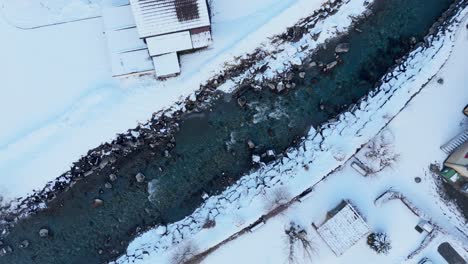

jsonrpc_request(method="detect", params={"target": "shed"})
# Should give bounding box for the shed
[103,0,212,78]
[315,201,370,256]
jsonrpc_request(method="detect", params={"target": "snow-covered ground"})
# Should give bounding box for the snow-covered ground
[199,13,468,264]
[114,5,468,264]
[0,0,332,201]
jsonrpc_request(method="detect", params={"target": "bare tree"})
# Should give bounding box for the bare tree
[362,131,400,174]
[264,186,291,211]
[284,221,316,263]
[170,241,198,264]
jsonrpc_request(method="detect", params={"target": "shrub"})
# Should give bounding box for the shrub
[170,241,198,264]
[367,232,392,255]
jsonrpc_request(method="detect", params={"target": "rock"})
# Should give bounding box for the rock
[39,228,49,238]
[109,174,117,182]
[247,140,255,149]
[325,61,338,71]
[299,72,306,78]
[92,198,104,208]
[266,150,275,157]
[286,83,292,89]
[97,249,104,255]
[0,246,12,256]
[155,225,167,235]
[84,170,94,177]
[276,82,285,92]
[355,28,363,33]
[308,61,317,68]
[335,43,350,53]
[319,104,325,111]
[252,155,261,163]
[0,240,3,246]
[409,36,417,45]
[237,96,247,107]
[135,172,145,183]
[104,182,113,189]
[19,240,29,249]
[267,83,276,90]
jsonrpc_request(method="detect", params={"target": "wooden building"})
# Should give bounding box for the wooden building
[103,0,212,78]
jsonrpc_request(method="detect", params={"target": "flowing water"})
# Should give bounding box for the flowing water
[0,0,457,263]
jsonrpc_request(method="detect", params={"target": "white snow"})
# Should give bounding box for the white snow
[0,0,308,201]
[115,6,468,264]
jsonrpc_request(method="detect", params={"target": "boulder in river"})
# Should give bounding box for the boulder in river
[92,199,104,208]
[252,155,261,163]
[135,172,146,183]
[247,140,255,149]
[39,228,49,238]
[299,72,306,78]
[325,61,338,71]
[104,182,113,189]
[19,240,29,249]
[335,43,350,53]
[109,174,117,182]
[0,245,12,256]
[237,96,247,107]
[276,82,285,92]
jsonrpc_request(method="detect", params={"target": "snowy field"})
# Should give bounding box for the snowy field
[114,6,468,264]
[0,0,328,202]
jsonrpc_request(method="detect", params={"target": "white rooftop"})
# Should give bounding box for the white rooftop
[111,49,154,77]
[129,0,211,38]
[146,31,193,56]
[102,4,137,31]
[106,26,147,53]
[316,202,370,256]
[103,4,154,77]
[152,52,181,78]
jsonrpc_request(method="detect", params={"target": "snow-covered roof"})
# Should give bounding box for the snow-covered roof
[110,49,154,77]
[152,52,181,77]
[191,30,212,49]
[103,4,137,31]
[103,4,154,77]
[106,27,147,53]
[316,202,370,256]
[146,31,193,56]
[129,0,211,38]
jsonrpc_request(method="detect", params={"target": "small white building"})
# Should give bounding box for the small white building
[103,0,212,78]
[314,201,370,256]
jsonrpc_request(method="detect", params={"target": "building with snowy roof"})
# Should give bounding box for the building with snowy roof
[314,200,370,256]
[103,0,212,78]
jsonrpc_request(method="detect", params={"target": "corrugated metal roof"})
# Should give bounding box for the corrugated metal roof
[129,0,210,38]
